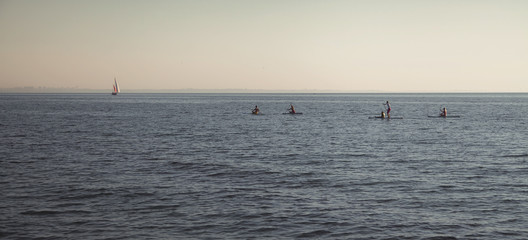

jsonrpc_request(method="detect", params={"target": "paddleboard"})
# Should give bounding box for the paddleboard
[369,116,403,119]
[282,112,303,115]
[427,115,460,118]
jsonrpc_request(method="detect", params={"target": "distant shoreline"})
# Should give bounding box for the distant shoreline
[1,88,526,94]
[0,88,374,94]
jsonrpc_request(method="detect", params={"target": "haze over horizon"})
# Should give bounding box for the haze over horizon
[1,0,527,92]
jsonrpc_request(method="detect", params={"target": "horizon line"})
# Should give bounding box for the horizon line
[1,87,527,94]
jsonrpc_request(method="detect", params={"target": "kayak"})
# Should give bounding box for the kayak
[427,115,460,118]
[252,111,260,115]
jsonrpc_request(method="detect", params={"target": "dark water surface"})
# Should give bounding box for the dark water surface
[1,93,527,239]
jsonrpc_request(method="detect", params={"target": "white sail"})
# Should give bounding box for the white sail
[114,77,120,93]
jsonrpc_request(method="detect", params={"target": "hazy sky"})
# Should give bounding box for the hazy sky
[1,0,527,92]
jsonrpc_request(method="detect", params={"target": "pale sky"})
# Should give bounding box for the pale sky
[1,0,527,92]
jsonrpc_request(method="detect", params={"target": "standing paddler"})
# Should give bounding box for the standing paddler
[384,101,391,118]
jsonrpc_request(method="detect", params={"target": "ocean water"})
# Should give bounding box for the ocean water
[1,93,527,239]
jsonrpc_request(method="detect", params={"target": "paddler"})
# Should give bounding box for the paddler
[289,104,296,114]
[440,107,447,117]
[384,101,391,118]
[252,105,259,114]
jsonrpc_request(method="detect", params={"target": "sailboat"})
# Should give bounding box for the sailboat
[111,77,120,95]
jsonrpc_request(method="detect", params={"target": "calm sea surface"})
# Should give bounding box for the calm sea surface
[1,93,527,239]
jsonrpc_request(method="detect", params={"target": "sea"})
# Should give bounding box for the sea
[1,93,527,240]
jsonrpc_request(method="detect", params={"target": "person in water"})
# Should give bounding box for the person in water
[252,105,259,114]
[384,101,391,117]
[381,111,386,118]
[289,104,296,114]
[440,107,447,117]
